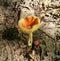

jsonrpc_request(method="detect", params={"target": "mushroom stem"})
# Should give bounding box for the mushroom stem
[28,32,33,46]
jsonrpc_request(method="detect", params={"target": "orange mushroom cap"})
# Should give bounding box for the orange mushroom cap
[18,16,40,34]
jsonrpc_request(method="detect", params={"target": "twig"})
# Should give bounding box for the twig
[38,29,55,40]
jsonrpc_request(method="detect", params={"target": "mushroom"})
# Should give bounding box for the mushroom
[18,16,40,46]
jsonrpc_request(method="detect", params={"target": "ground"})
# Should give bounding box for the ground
[0,0,60,61]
